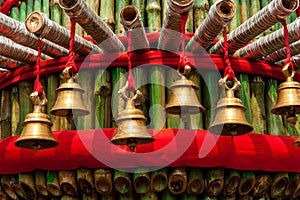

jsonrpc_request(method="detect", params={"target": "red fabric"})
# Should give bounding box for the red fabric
[33,39,43,95]
[223,27,235,80]
[1,128,300,174]
[0,0,18,14]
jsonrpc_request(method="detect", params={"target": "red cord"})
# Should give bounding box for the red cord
[127,30,136,91]
[33,39,43,95]
[65,18,78,73]
[279,19,294,70]
[179,14,190,70]
[297,8,300,17]
[223,27,235,80]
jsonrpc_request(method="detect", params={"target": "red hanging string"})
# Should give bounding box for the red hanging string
[65,18,78,73]
[223,27,235,80]
[33,39,43,95]
[297,8,300,17]
[279,19,294,70]
[127,30,135,91]
[179,13,189,70]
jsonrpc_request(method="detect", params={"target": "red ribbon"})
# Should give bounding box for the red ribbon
[127,30,136,91]
[33,39,43,95]
[65,18,78,73]
[223,27,235,80]
[279,19,294,70]
[179,13,190,69]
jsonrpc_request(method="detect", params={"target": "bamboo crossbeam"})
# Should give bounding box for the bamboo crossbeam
[186,0,235,51]
[265,40,300,63]
[25,11,101,55]
[292,54,300,70]
[120,5,149,52]
[59,0,125,52]
[210,0,298,54]
[238,18,300,60]
[158,0,194,51]
[0,55,24,69]
[0,12,68,58]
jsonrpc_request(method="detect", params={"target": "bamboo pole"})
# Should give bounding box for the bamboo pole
[114,170,132,195]
[223,170,240,196]
[27,0,34,15]
[238,171,256,196]
[1,89,11,139]
[185,9,194,33]
[10,6,19,20]
[193,0,208,29]
[132,0,146,25]
[82,190,99,199]
[288,173,300,199]
[140,190,158,200]
[10,175,27,199]
[19,172,37,199]
[59,170,77,197]
[161,189,177,200]
[42,0,50,16]
[18,81,33,134]
[34,0,42,11]
[168,167,187,195]
[133,171,150,194]
[115,0,130,35]
[20,1,26,22]
[252,174,272,198]
[94,169,113,195]
[35,170,48,197]
[101,192,115,200]
[119,191,136,200]
[77,168,94,196]
[100,0,115,31]
[228,0,240,32]
[205,168,224,197]
[146,0,161,32]
[1,175,18,199]
[269,172,289,199]
[167,70,181,129]
[47,170,61,197]
[187,168,204,195]
[181,192,197,199]
[201,194,218,200]
[150,168,168,192]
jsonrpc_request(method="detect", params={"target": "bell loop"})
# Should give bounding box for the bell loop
[281,63,295,79]
[61,66,78,82]
[30,90,47,113]
[118,81,145,107]
[219,76,241,98]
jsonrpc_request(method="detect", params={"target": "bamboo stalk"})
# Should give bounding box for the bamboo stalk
[223,170,240,196]
[0,191,8,199]
[35,170,48,197]
[27,0,34,15]
[167,70,181,128]
[185,9,194,33]
[115,0,130,35]
[236,74,252,124]
[10,6,20,20]
[238,171,256,196]
[42,0,50,16]
[94,169,113,195]
[132,0,146,25]
[94,69,111,128]
[205,168,224,197]
[10,175,27,199]
[253,174,272,198]
[100,0,115,31]
[34,0,42,11]
[133,171,150,194]
[101,192,115,200]
[146,0,161,32]
[1,175,18,199]
[19,172,37,199]
[269,172,289,199]
[265,79,284,135]
[20,1,27,22]
[47,170,62,197]
[201,194,218,200]
[18,81,33,134]
[187,168,204,195]
[150,168,168,192]
[59,170,77,197]
[288,173,300,199]
[193,0,208,29]
[168,167,187,195]
[77,168,94,196]
[119,191,136,200]
[1,89,11,139]
[61,195,79,199]
[11,87,20,136]
[114,170,131,195]
[181,192,197,199]
[82,190,99,199]
[161,189,177,200]
[140,190,158,200]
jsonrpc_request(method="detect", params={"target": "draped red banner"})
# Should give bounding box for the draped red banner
[0,128,299,174]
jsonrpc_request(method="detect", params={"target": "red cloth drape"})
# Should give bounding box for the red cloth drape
[1,128,299,174]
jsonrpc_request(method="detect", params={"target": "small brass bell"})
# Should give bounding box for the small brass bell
[50,67,89,117]
[15,91,58,150]
[208,77,253,136]
[111,90,154,152]
[166,67,205,115]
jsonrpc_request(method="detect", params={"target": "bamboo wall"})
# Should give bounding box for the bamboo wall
[0,0,299,199]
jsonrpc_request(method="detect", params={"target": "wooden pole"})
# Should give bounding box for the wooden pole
[47,170,61,197]
[150,168,168,192]
[94,169,113,195]
[77,168,94,196]
[59,170,77,197]
[19,172,37,199]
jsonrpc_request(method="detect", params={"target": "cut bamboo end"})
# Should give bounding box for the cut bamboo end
[0,175,18,200]
[151,169,168,192]
[282,0,298,10]
[25,12,44,35]
[223,175,240,196]
[19,173,37,199]
[94,169,113,195]
[238,177,256,196]
[59,170,77,197]
[114,171,132,195]
[133,172,150,194]
[187,178,204,195]
[35,170,48,197]
[216,0,236,19]
[168,168,187,195]
[77,168,94,196]
[47,171,61,197]
[252,174,271,197]
[206,179,224,196]
[120,5,139,27]
[270,172,289,198]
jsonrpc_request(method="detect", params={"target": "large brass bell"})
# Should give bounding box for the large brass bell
[208,77,253,136]
[111,89,154,152]
[50,67,89,117]
[15,91,58,150]
[166,67,205,115]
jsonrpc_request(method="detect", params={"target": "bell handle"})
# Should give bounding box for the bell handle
[30,90,47,113]
[61,66,78,82]
[219,76,241,98]
[118,81,145,107]
[176,65,192,79]
[282,63,295,80]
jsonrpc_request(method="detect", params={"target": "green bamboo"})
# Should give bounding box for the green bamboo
[161,190,177,200]
[181,192,197,200]
[18,81,33,134]
[77,168,94,196]
[1,89,11,139]
[260,0,269,8]
[47,171,61,197]
[228,0,240,32]
[100,0,115,31]
[61,195,79,199]
[168,167,187,195]
[59,170,77,197]
[238,171,256,196]
[34,0,42,11]
[19,1,27,22]
[42,0,50,17]
[269,173,289,199]
[94,69,112,128]
[94,169,113,195]
[87,0,98,14]
[250,0,260,16]
[19,172,37,199]
[115,0,130,35]
[223,170,240,196]
[146,0,161,32]
[205,168,224,197]
[11,87,20,136]
[187,168,204,195]
[150,168,168,192]
[253,174,271,198]
[133,171,150,194]
[10,6,20,20]
[240,0,250,23]
[236,74,252,124]
[119,191,136,200]
[250,77,267,134]
[186,9,194,33]
[76,70,94,130]
[265,79,284,135]
[61,11,71,29]
[50,0,61,25]
[27,0,34,15]
[167,70,181,129]
[35,170,48,197]
[132,0,146,25]
[239,195,254,200]
[140,190,158,200]
[114,170,132,195]
[193,0,208,29]
[161,0,167,25]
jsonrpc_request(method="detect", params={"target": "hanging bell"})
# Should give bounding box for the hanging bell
[166,69,205,115]
[208,77,253,136]
[50,67,89,117]
[111,90,154,152]
[15,91,58,150]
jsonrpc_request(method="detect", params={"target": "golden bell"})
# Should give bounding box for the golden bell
[50,70,89,117]
[111,95,154,152]
[166,75,205,115]
[15,91,58,150]
[208,77,253,136]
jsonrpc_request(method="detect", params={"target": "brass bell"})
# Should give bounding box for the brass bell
[111,90,154,152]
[50,67,89,117]
[208,77,253,136]
[166,70,205,115]
[15,91,58,150]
